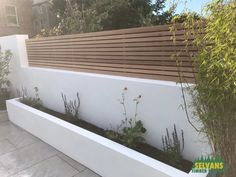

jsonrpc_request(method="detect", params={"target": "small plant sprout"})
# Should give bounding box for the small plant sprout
[34,87,40,100]
[162,124,184,166]
[18,87,43,110]
[61,92,80,119]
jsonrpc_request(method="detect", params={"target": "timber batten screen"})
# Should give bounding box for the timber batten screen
[26,24,196,82]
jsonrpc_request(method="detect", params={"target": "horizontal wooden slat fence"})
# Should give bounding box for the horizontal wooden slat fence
[26,24,196,82]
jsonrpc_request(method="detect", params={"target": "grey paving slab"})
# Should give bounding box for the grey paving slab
[57,153,86,172]
[73,162,88,173]
[0,122,22,141]
[8,130,39,149]
[12,156,79,177]
[0,111,8,123]
[0,141,58,175]
[0,163,9,177]
[0,112,102,177]
[0,139,16,156]
[74,169,101,177]
[0,121,39,148]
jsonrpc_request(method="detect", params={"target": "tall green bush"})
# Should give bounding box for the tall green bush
[194,1,236,176]
[0,50,12,110]
[38,0,174,36]
[173,1,236,176]
[0,50,12,90]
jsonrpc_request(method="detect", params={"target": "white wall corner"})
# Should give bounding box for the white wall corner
[0,34,29,96]
[15,35,29,67]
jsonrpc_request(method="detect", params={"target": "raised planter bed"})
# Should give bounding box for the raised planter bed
[7,98,208,177]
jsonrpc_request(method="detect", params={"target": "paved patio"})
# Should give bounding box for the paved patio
[0,111,101,177]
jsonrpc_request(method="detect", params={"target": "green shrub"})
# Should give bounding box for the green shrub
[0,50,12,110]
[0,50,12,89]
[0,50,12,90]
[121,119,146,148]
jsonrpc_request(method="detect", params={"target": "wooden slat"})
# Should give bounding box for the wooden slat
[26,41,191,48]
[26,24,196,82]
[29,63,195,83]
[28,57,193,67]
[27,23,185,42]
[29,61,194,77]
[26,35,194,46]
[27,54,192,61]
[27,51,194,57]
[27,31,188,46]
[26,36,193,46]
[26,46,196,52]
[29,60,195,72]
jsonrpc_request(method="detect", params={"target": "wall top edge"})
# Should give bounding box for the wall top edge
[24,66,194,88]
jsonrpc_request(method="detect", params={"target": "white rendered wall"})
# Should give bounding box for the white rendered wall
[0,35,211,161]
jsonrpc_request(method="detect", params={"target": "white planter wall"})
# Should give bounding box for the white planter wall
[7,99,208,177]
[0,35,211,162]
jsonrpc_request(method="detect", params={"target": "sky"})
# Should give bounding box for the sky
[163,0,212,14]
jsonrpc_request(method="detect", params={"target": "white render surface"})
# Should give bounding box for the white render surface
[7,99,208,177]
[0,110,100,177]
[0,35,211,162]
